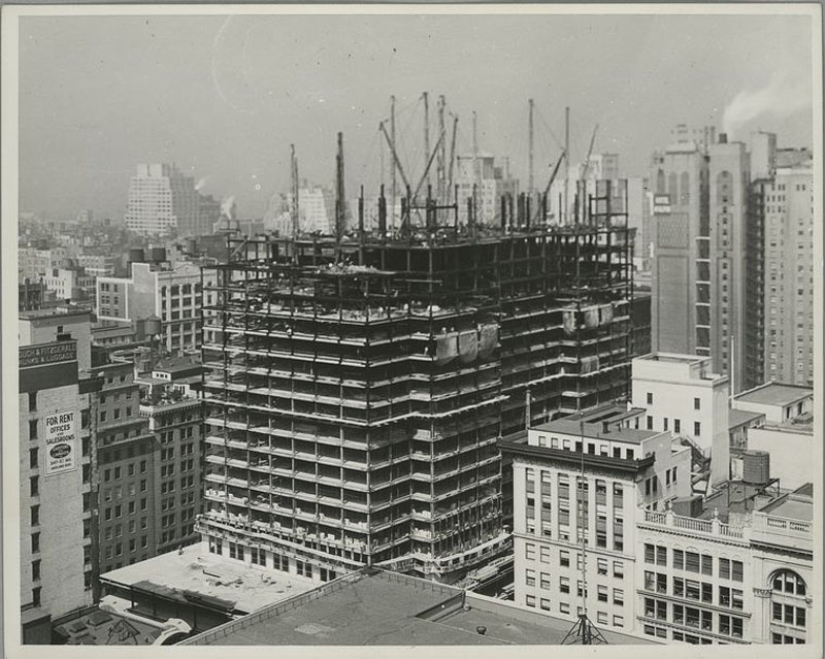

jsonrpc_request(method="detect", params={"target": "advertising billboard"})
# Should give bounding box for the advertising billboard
[44,411,77,475]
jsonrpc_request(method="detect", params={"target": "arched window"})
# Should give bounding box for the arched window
[717,171,733,205]
[772,570,806,596]
[680,172,690,204]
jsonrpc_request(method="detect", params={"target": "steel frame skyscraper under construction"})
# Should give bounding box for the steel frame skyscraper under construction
[197,180,634,583]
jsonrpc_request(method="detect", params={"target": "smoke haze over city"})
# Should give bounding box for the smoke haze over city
[19,11,813,222]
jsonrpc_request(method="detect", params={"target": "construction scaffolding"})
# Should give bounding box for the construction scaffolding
[197,183,633,582]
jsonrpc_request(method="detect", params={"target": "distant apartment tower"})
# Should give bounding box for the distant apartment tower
[18,308,98,629]
[96,250,215,355]
[93,361,156,580]
[759,158,813,386]
[650,131,754,394]
[138,359,205,553]
[43,267,96,303]
[263,186,335,235]
[125,164,208,237]
[502,405,692,634]
[77,253,118,278]
[455,154,518,225]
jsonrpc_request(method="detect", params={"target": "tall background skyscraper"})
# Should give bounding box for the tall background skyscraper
[125,164,214,237]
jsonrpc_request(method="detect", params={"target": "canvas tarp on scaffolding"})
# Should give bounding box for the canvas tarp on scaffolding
[562,310,577,336]
[599,303,614,324]
[436,332,459,365]
[478,324,499,360]
[583,306,600,328]
[580,356,600,374]
[459,331,478,363]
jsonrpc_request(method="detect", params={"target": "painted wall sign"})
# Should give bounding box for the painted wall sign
[19,341,76,368]
[44,411,77,475]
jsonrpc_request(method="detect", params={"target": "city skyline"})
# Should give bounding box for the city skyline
[18,10,814,222]
[4,4,821,651]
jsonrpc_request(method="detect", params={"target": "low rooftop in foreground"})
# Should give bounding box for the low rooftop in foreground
[182,568,657,646]
[734,382,813,407]
[100,544,317,615]
[728,408,765,430]
[53,607,171,646]
[760,483,814,522]
[534,404,659,444]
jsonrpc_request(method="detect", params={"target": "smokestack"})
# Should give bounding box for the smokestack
[358,186,364,234]
[426,184,435,230]
[500,195,506,231]
[525,195,531,230]
[378,185,387,234]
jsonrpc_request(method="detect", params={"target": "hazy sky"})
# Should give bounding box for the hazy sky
[18,10,814,221]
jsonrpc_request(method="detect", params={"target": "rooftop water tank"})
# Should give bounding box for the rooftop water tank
[742,450,770,486]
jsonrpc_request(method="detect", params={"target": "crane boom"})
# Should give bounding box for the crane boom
[534,150,566,222]
[380,121,411,191]
[413,130,446,201]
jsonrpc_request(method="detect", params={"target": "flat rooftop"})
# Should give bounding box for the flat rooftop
[19,306,90,320]
[760,484,814,522]
[183,569,655,646]
[54,608,163,646]
[734,383,812,407]
[635,352,704,365]
[100,544,317,615]
[534,405,659,444]
[728,408,765,429]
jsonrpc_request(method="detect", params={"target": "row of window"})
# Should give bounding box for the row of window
[644,598,745,637]
[644,544,743,581]
[525,595,625,626]
[525,543,626,578]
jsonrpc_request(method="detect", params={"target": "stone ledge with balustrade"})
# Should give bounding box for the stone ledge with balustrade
[640,508,812,551]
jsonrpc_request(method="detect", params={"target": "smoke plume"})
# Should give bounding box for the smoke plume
[722,72,811,139]
[195,177,208,192]
[221,196,236,220]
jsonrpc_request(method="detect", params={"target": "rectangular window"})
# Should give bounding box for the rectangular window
[732,560,743,582]
[694,398,700,410]
[644,544,655,564]
[559,577,570,594]
[526,594,536,608]
[525,543,535,560]
[674,419,681,434]
[597,586,608,602]
[685,551,700,573]
[719,558,730,580]
[525,569,536,587]
[560,550,570,567]
[613,561,624,578]
[694,422,701,437]
[656,546,667,565]
[540,598,551,611]
[540,546,551,564]
[540,572,551,590]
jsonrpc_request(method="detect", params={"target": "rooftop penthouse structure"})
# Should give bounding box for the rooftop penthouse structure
[197,183,636,582]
